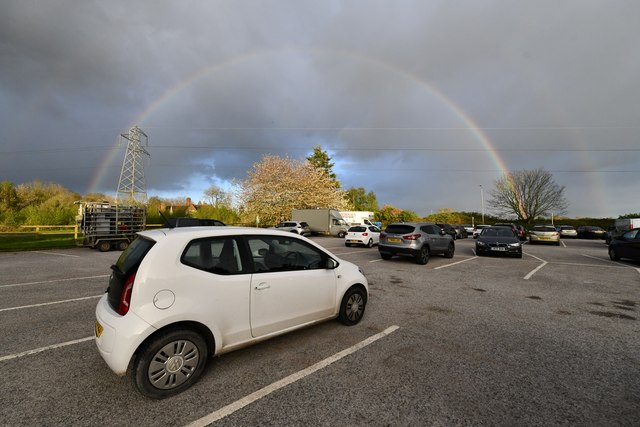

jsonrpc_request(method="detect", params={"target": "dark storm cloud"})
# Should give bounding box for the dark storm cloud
[1,0,639,217]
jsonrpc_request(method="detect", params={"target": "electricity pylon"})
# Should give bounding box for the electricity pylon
[116,126,150,204]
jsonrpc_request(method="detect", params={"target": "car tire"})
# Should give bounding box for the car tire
[367,239,373,248]
[415,246,429,265]
[338,231,346,238]
[118,241,129,251]
[608,246,620,261]
[97,241,111,252]
[338,286,367,326]
[444,242,455,258]
[380,253,392,260]
[345,243,351,247]
[516,252,523,258]
[133,328,208,399]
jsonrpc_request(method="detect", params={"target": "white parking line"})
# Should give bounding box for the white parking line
[333,250,371,256]
[581,254,640,275]
[0,275,109,289]
[434,256,477,269]
[0,336,94,363]
[551,261,627,269]
[0,295,102,313]
[185,325,400,427]
[32,251,80,258]
[523,253,547,280]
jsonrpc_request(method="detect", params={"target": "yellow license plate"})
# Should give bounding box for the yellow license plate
[388,237,401,243]
[95,320,104,338]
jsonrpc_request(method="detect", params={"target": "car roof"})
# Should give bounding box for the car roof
[139,226,306,241]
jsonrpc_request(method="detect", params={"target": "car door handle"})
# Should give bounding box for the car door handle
[255,283,270,290]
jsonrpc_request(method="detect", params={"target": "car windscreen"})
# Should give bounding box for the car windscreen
[385,224,416,234]
[115,236,155,274]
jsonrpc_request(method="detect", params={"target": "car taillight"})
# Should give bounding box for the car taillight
[380,232,387,238]
[362,232,368,236]
[403,234,421,240]
[117,272,136,315]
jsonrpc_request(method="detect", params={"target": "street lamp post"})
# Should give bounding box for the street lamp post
[479,185,485,225]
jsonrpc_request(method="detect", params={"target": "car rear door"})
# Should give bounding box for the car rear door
[422,225,448,252]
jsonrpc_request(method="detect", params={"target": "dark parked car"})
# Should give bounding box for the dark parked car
[577,226,607,239]
[436,223,458,240]
[475,226,523,258]
[453,225,468,239]
[166,218,226,227]
[379,222,455,265]
[608,228,640,261]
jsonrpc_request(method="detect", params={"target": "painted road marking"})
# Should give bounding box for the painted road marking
[0,336,94,363]
[0,295,102,312]
[0,275,109,289]
[185,325,400,427]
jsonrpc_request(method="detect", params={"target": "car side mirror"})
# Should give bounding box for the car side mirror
[327,258,339,269]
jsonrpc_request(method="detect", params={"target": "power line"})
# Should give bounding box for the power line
[2,145,640,154]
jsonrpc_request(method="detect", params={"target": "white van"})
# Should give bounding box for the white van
[608,218,640,243]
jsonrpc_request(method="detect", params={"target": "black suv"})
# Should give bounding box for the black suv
[379,222,455,264]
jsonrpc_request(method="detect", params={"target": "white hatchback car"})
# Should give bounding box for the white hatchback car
[95,227,368,399]
[344,225,381,247]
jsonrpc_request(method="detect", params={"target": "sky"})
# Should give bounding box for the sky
[1,0,639,219]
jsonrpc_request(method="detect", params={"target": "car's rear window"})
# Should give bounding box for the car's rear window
[115,236,155,274]
[532,226,556,232]
[349,226,367,232]
[385,224,416,234]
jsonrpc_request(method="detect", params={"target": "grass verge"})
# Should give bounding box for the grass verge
[0,233,77,251]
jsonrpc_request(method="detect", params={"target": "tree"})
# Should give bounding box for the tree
[236,154,348,226]
[203,184,228,208]
[488,168,568,227]
[376,204,418,225]
[0,181,19,211]
[425,208,467,224]
[306,145,340,188]
[345,187,379,211]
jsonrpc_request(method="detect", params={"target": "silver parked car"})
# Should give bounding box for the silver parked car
[274,221,311,236]
[378,222,455,264]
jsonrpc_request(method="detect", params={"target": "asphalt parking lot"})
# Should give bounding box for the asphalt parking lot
[1,237,639,426]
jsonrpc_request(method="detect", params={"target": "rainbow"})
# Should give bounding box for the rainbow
[88,48,511,194]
